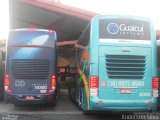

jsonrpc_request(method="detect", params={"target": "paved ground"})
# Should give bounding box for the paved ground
[0,96,122,120]
[0,90,159,120]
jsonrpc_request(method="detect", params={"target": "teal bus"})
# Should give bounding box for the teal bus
[157,39,160,107]
[68,15,158,113]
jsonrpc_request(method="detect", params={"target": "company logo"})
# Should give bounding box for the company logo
[15,80,25,87]
[107,23,144,35]
[107,23,119,34]
[120,24,144,32]
[100,81,106,87]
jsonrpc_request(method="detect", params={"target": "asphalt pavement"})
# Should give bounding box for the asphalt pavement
[0,89,159,120]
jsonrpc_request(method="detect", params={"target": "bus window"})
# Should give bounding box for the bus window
[77,24,90,47]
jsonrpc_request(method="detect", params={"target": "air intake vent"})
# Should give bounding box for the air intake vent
[12,59,50,80]
[106,55,145,79]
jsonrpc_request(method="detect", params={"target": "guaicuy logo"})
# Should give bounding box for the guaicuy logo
[107,23,144,34]
[107,23,119,34]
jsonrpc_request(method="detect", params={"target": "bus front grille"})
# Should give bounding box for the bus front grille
[11,59,50,79]
[105,55,145,79]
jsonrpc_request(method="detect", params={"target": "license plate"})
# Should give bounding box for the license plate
[120,89,131,94]
[25,96,35,100]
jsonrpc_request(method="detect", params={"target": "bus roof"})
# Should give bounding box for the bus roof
[10,28,56,33]
[93,15,151,22]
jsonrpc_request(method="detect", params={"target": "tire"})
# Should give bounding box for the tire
[14,104,21,107]
[49,96,57,107]
[83,110,92,115]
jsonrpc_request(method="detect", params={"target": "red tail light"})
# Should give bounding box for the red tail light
[48,75,56,93]
[5,75,12,92]
[90,76,98,88]
[152,77,159,97]
[90,76,98,96]
[152,78,159,89]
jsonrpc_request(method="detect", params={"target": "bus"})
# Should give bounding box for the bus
[5,28,59,105]
[157,39,160,107]
[68,15,158,113]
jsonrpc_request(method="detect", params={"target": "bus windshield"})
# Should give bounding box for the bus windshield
[8,30,55,47]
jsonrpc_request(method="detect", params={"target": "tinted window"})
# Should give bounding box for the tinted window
[8,31,56,47]
[99,19,150,40]
[77,24,90,46]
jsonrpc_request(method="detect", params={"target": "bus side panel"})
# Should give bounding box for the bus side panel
[75,47,90,110]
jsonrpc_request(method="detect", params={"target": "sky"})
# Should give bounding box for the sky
[60,0,160,28]
[0,0,9,39]
[0,0,159,39]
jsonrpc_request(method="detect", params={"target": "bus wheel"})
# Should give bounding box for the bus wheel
[83,110,92,115]
[14,104,21,107]
[46,96,57,107]
[46,101,56,107]
[52,96,57,107]
[51,102,56,107]
[78,89,82,107]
